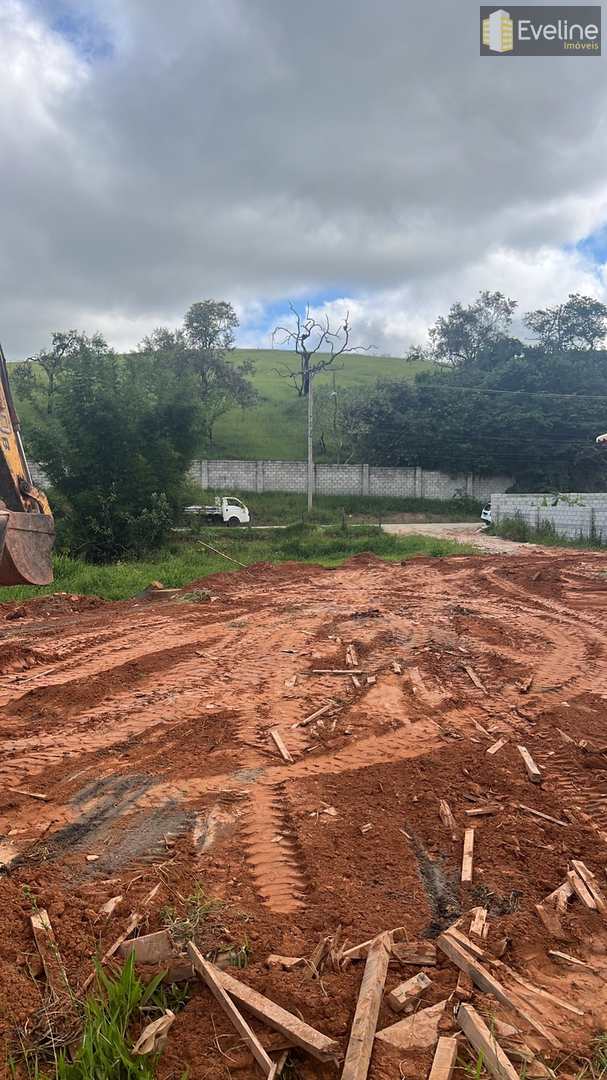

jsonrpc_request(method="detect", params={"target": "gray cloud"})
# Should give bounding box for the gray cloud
[1,0,606,356]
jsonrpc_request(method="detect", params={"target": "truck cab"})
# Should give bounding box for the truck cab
[184,496,251,526]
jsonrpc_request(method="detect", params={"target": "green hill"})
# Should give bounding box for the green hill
[210,348,432,460]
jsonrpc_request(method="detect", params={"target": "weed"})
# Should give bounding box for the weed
[161,884,222,946]
[491,513,607,551]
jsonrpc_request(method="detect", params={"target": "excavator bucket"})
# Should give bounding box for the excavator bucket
[0,510,55,586]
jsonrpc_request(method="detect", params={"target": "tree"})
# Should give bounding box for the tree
[524,293,607,351]
[25,333,206,560]
[15,330,88,414]
[141,301,258,445]
[272,303,372,396]
[314,378,359,462]
[428,290,517,367]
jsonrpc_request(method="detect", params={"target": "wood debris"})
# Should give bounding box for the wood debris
[187,944,276,1077]
[567,868,597,910]
[436,932,560,1047]
[292,702,334,728]
[341,932,391,1080]
[99,895,123,917]
[266,955,304,971]
[439,799,457,839]
[268,727,294,764]
[518,804,567,827]
[548,950,592,970]
[428,1035,458,1079]
[487,737,507,756]
[517,745,542,783]
[133,1010,175,1056]
[211,965,341,1061]
[464,804,500,817]
[375,999,447,1050]
[386,970,431,1013]
[390,941,437,966]
[570,860,607,914]
[469,906,488,940]
[119,929,173,965]
[345,644,359,667]
[311,669,363,675]
[31,909,70,1001]
[462,664,487,693]
[7,787,48,800]
[456,1003,519,1080]
[461,828,475,884]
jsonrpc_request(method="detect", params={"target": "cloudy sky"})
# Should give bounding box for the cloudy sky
[1,0,606,357]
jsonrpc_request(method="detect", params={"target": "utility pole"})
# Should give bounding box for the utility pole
[307,368,314,512]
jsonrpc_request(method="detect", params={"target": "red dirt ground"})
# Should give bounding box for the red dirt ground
[2,551,607,1077]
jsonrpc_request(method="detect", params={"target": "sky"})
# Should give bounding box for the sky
[1,0,606,357]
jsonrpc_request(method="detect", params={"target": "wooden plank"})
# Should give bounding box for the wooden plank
[8,787,47,800]
[461,828,475,884]
[470,907,488,940]
[119,930,172,965]
[456,1003,519,1080]
[311,669,363,675]
[491,959,584,1018]
[391,941,437,966]
[445,926,484,960]
[487,738,507,756]
[211,965,341,1061]
[567,869,597,910]
[187,944,275,1077]
[268,728,294,764]
[517,745,542,784]
[386,970,431,1013]
[428,1036,458,1080]
[571,860,607,914]
[439,800,457,838]
[465,805,500,817]
[548,950,592,970]
[30,909,70,1000]
[462,664,487,693]
[518,804,567,827]
[375,1000,447,1050]
[341,932,391,1080]
[436,933,560,1048]
[292,703,334,729]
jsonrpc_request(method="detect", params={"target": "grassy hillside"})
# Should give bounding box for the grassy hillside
[210,348,432,460]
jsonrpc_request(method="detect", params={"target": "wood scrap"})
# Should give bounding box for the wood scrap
[375,1000,447,1050]
[266,955,304,971]
[196,539,247,567]
[445,926,484,960]
[268,728,294,764]
[346,644,359,667]
[517,745,542,783]
[487,737,507,755]
[311,669,363,675]
[465,804,500,817]
[341,931,391,1080]
[439,800,457,838]
[428,1036,458,1080]
[211,965,341,1061]
[548,950,592,969]
[7,787,47,800]
[453,968,474,1001]
[491,959,585,1018]
[571,860,607,914]
[461,828,475,884]
[456,1002,519,1080]
[518,804,567,827]
[386,970,431,1013]
[470,907,488,940]
[351,675,362,689]
[30,909,70,1000]
[567,868,597,910]
[119,930,173,965]
[462,664,487,693]
[81,910,142,992]
[391,941,437,966]
[292,703,334,728]
[99,895,123,917]
[188,945,276,1077]
[519,675,534,694]
[132,1010,175,1055]
[436,932,560,1048]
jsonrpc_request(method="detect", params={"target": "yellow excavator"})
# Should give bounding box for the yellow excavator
[0,345,54,585]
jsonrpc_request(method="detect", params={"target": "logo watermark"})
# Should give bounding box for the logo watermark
[480,6,601,54]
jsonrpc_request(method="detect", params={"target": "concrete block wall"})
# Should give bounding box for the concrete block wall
[189,459,512,502]
[492,492,607,541]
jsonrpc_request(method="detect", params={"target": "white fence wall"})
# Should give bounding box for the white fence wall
[492,492,607,540]
[189,459,512,501]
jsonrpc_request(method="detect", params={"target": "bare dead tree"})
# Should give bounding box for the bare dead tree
[272,303,373,396]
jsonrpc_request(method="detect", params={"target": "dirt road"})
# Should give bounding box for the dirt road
[1,550,607,1076]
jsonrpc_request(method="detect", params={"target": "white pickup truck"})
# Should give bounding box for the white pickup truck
[184,496,250,526]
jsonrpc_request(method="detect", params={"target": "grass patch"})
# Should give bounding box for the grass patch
[491,513,607,551]
[0,525,477,603]
[208,348,434,460]
[199,489,483,525]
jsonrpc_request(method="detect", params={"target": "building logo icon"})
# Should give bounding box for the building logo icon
[482,8,514,51]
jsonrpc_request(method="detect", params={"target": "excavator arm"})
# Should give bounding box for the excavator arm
[0,345,54,585]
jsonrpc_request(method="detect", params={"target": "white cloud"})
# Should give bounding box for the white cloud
[1,0,607,356]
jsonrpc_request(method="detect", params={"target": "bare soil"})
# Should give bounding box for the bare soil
[1,551,607,1077]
